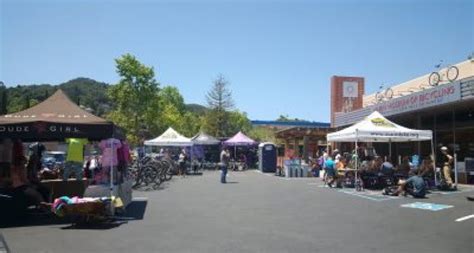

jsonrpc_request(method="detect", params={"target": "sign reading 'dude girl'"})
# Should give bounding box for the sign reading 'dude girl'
[374,82,461,116]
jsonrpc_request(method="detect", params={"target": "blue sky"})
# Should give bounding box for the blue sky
[1,0,473,122]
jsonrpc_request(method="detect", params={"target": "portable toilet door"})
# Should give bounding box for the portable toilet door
[258,143,277,173]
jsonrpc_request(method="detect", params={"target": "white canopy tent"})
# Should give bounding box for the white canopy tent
[327,111,438,187]
[327,111,432,143]
[144,127,193,146]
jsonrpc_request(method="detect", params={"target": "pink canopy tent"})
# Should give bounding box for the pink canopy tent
[223,132,257,158]
[224,131,257,146]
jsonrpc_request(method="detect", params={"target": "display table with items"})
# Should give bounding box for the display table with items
[50,195,125,224]
[84,179,133,208]
[40,179,87,200]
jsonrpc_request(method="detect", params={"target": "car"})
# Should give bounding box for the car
[41,151,66,169]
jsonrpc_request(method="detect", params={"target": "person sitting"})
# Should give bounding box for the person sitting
[385,172,426,198]
[2,155,50,217]
[378,158,397,187]
[418,158,434,178]
[335,157,346,188]
[380,158,395,176]
[360,157,382,189]
[396,156,412,178]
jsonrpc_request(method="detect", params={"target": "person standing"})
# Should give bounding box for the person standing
[439,146,454,186]
[324,156,336,187]
[178,149,187,177]
[220,148,230,183]
[64,138,88,181]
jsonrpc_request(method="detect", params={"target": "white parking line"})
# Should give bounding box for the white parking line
[455,214,474,222]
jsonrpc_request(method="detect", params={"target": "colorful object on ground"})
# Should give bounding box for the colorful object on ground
[401,202,454,211]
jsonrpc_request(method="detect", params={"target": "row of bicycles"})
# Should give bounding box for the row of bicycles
[129,156,177,190]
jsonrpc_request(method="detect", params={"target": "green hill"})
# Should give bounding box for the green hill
[4,78,208,118]
[5,77,112,116]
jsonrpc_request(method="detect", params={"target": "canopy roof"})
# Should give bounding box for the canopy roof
[327,111,432,142]
[191,132,220,145]
[0,89,120,141]
[144,127,193,146]
[224,131,257,146]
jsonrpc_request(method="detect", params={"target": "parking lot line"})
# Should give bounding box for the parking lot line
[455,214,474,222]
[0,233,10,253]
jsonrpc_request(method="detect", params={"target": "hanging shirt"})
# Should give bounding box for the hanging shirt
[66,138,89,162]
[117,141,131,164]
[99,138,122,167]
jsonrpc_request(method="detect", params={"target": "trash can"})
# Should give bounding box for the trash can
[258,143,277,173]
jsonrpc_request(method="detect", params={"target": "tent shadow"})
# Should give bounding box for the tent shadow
[0,199,148,229]
[122,199,148,220]
[0,211,72,229]
[60,221,127,230]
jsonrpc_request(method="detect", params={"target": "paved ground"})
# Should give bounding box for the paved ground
[1,170,473,253]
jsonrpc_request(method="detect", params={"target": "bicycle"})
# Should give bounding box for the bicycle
[130,155,164,190]
[375,84,394,103]
[428,60,459,86]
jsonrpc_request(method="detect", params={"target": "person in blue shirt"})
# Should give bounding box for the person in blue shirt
[380,158,395,176]
[324,156,336,187]
[387,173,426,198]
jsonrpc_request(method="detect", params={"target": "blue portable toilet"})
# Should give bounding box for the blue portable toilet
[258,143,277,173]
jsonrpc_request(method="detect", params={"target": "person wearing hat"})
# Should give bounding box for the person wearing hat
[439,146,454,186]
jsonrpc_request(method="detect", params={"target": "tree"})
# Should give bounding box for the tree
[108,54,160,144]
[204,75,234,137]
[206,75,234,111]
[248,126,277,143]
[276,114,304,122]
[159,86,185,114]
[227,110,252,135]
[23,93,31,109]
[0,82,7,115]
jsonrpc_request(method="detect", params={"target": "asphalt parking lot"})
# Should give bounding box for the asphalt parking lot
[1,170,473,253]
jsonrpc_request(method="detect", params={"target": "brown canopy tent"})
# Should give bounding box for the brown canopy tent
[0,89,123,141]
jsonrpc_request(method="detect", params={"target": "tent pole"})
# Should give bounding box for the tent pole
[355,129,359,191]
[454,153,458,187]
[431,137,437,186]
[389,139,392,161]
[110,138,115,215]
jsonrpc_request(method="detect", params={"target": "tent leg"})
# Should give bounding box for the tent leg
[454,153,458,187]
[431,138,437,186]
[389,139,392,161]
[355,139,359,191]
[110,140,115,215]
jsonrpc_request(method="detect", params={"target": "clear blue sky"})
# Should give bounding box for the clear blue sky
[1,0,473,122]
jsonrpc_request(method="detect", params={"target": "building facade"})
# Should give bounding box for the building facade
[331,60,474,183]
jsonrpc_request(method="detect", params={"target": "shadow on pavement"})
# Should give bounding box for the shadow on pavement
[123,199,148,220]
[60,221,128,230]
[0,199,148,229]
[0,211,72,229]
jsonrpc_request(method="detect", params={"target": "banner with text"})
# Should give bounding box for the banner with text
[373,82,461,116]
